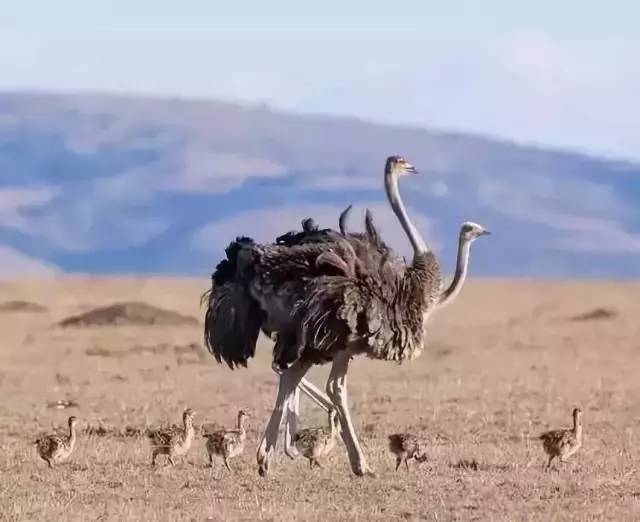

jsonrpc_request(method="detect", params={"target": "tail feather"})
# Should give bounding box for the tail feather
[364,209,384,250]
[204,282,262,369]
[212,236,255,286]
[338,205,353,236]
[203,237,262,369]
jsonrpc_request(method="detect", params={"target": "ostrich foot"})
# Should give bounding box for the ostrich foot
[284,446,299,460]
[352,462,376,477]
[257,457,270,477]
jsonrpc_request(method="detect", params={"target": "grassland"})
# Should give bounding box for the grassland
[0,277,639,521]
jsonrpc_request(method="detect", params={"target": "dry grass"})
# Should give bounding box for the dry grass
[0,277,639,521]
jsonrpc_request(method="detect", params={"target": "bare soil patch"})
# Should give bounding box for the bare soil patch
[570,306,619,322]
[0,300,47,313]
[58,301,199,328]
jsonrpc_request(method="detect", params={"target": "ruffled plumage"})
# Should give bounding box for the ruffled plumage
[147,408,196,466]
[388,433,428,471]
[34,416,78,468]
[203,410,249,471]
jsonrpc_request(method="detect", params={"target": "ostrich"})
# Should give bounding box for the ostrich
[538,407,583,471]
[279,218,490,463]
[268,204,397,459]
[292,407,340,469]
[204,156,490,476]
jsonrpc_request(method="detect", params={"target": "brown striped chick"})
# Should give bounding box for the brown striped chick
[203,410,250,472]
[388,433,428,472]
[293,407,339,469]
[539,407,583,471]
[34,416,79,468]
[147,408,196,466]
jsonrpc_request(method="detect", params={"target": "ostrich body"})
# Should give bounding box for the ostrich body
[35,416,78,468]
[203,409,250,471]
[388,433,428,471]
[204,156,489,476]
[147,408,196,466]
[539,407,583,470]
[293,408,339,469]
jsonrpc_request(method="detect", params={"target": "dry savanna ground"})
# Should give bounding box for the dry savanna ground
[0,277,639,521]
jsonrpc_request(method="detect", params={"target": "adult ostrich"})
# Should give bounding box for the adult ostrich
[202,202,384,461]
[204,156,489,476]
[279,218,490,461]
[267,204,400,459]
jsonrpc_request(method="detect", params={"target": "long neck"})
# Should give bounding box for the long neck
[385,169,427,260]
[573,416,582,441]
[68,423,76,446]
[237,415,245,433]
[183,418,194,436]
[438,234,471,309]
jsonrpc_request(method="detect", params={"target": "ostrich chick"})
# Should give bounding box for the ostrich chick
[293,408,339,469]
[34,415,79,468]
[147,408,196,466]
[539,407,583,471]
[204,410,250,472]
[388,433,428,472]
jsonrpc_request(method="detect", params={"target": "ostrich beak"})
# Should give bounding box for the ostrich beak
[480,229,491,236]
[406,163,418,175]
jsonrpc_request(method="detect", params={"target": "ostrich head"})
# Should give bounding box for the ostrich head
[68,416,78,429]
[572,407,583,422]
[385,155,417,177]
[237,409,251,429]
[183,408,196,426]
[460,221,490,242]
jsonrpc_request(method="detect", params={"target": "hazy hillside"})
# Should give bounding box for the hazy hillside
[1,91,639,278]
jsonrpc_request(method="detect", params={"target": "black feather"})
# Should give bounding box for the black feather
[338,204,353,236]
[212,236,255,286]
[275,217,341,247]
[204,236,262,369]
[364,208,384,250]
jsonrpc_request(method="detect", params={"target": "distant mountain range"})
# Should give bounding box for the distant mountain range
[1,90,639,279]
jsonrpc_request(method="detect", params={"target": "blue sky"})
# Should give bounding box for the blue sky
[2,1,639,160]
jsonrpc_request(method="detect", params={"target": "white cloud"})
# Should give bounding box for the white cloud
[305,175,380,191]
[476,174,640,253]
[28,202,169,253]
[191,202,439,260]
[0,246,60,278]
[162,150,287,194]
[1,178,168,253]
[506,32,577,98]
[0,186,59,232]
[291,31,640,161]
[541,213,640,254]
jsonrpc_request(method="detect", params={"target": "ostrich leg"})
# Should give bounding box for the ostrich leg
[272,362,333,457]
[282,365,372,476]
[257,360,311,476]
[283,376,335,456]
[283,386,300,459]
[326,351,373,476]
[298,377,333,410]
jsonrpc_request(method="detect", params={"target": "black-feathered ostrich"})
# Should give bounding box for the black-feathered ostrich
[204,156,490,476]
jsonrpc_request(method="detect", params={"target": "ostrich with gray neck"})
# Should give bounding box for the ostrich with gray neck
[203,155,489,477]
